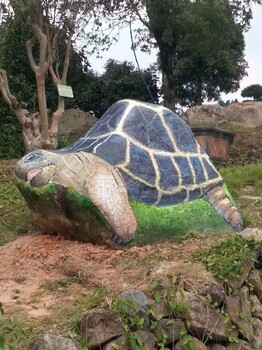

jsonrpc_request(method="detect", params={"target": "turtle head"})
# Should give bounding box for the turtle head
[14,150,61,187]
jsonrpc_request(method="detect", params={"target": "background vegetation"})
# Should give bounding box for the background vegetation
[0,0,261,156]
[241,84,262,101]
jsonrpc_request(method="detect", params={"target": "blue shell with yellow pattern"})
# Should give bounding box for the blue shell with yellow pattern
[59,100,223,206]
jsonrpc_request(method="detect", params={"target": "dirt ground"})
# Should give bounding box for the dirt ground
[227,125,262,166]
[0,233,143,315]
[0,231,212,320]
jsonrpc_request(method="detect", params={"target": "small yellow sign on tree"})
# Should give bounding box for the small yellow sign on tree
[57,84,74,98]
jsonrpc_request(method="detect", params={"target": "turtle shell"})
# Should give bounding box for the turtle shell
[60,100,223,206]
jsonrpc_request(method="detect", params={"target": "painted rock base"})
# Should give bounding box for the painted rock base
[17,180,112,245]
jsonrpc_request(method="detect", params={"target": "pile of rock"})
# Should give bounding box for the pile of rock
[58,109,97,142]
[182,102,262,128]
[33,229,262,350]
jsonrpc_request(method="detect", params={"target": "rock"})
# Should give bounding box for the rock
[182,104,226,125]
[79,308,124,349]
[32,334,82,350]
[102,331,156,350]
[174,336,209,349]
[246,269,262,301]
[176,291,237,342]
[149,298,171,318]
[226,287,254,341]
[251,317,262,348]
[135,330,157,349]
[250,294,262,319]
[119,290,149,311]
[226,260,254,290]
[238,227,262,243]
[59,108,97,140]
[102,336,128,350]
[225,102,262,128]
[226,340,253,349]
[119,290,150,329]
[182,102,262,128]
[153,318,184,345]
[210,345,226,350]
[201,283,226,306]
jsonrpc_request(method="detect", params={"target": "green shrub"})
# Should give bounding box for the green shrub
[0,118,24,159]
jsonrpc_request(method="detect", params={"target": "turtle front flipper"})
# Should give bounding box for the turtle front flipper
[203,186,243,231]
[85,163,137,245]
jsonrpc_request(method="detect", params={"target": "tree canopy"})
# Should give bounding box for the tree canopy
[241,84,262,101]
[64,59,160,118]
[107,0,262,110]
[98,59,159,113]
[0,14,160,158]
[172,0,247,106]
[0,0,111,152]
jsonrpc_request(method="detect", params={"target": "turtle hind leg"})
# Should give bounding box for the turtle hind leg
[203,186,243,231]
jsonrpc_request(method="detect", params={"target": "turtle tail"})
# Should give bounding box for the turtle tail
[203,186,243,231]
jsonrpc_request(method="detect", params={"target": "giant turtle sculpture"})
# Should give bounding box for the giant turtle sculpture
[14,100,243,246]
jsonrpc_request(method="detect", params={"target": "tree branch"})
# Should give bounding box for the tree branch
[49,65,59,85]
[0,69,29,124]
[61,33,73,83]
[132,2,149,29]
[47,32,60,84]
[26,37,38,72]
[31,24,48,72]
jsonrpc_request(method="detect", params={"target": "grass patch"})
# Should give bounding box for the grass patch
[43,277,79,293]
[220,163,262,227]
[193,234,261,285]
[0,160,36,246]
[0,288,109,350]
[220,163,262,198]
[190,121,250,133]
[0,314,36,350]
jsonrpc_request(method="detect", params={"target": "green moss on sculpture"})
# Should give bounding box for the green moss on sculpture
[16,180,110,244]
[131,198,232,246]
[16,180,234,246]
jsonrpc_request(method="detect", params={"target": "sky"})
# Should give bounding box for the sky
[88,4,262,103]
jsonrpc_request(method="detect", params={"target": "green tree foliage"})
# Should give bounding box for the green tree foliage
[0,0,113,153]
[144,0,249,108]
[98,59,159,115]
[218,99,239,106]
[241,84,262,101]
[0,16,90,158]
[173,1,247,106]
[69,59,160,117]
[107,0,262,109]
[0,17,32,158]
[0,23,160,159]
[0,17,36,112]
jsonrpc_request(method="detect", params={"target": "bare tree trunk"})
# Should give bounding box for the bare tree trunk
[162,73,177,112]
[36,73,50,146]
[196,80,203,106]
[26,26,53,150]
[0,69,46,153]
[2,3,75,154]
[49,96,65,149]
[48,33,73,149]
